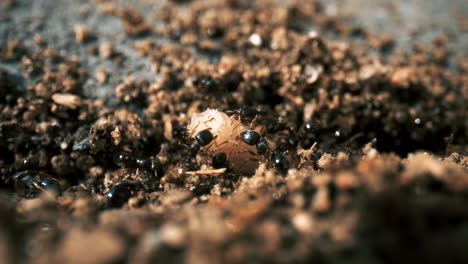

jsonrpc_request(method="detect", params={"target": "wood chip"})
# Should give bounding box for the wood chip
[52,93,81,109]
[184,168,227,175]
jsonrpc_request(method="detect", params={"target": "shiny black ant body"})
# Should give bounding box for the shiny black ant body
[13,170,60,198]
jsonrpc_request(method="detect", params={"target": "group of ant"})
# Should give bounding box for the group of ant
[179,106,317,172]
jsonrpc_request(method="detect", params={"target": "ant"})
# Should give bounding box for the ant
[227,105,261,127]
[13,170,60,197]
[115,152,163,177]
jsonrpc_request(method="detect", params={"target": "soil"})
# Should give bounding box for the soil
[0,0,467,263]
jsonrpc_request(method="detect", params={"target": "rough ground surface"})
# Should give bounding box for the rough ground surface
[0,0,467,263]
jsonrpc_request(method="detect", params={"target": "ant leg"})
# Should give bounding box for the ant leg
[203,117,216,127]
[249,115,258,129]
[211,138,240,149]
[229,121,242,138]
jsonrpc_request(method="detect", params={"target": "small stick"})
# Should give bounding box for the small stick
[305,142,318,159]
[298,142,318,158]
[297,142,318,169]
[184,168,227,175]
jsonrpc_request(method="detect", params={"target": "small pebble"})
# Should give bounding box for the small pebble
[249,33,262,47]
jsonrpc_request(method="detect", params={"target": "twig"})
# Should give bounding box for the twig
[184,168,227,175]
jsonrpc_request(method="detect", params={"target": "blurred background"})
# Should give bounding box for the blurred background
[1,0,467,101]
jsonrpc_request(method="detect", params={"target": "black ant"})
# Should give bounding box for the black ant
[107,183,134,208]
[176,128,214,157]
[13,170,60,198]
[174,127,216,170]
[227,106,260,126]
[115,152,163,177]
[194,129,214,146]
[212,152,228,169]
